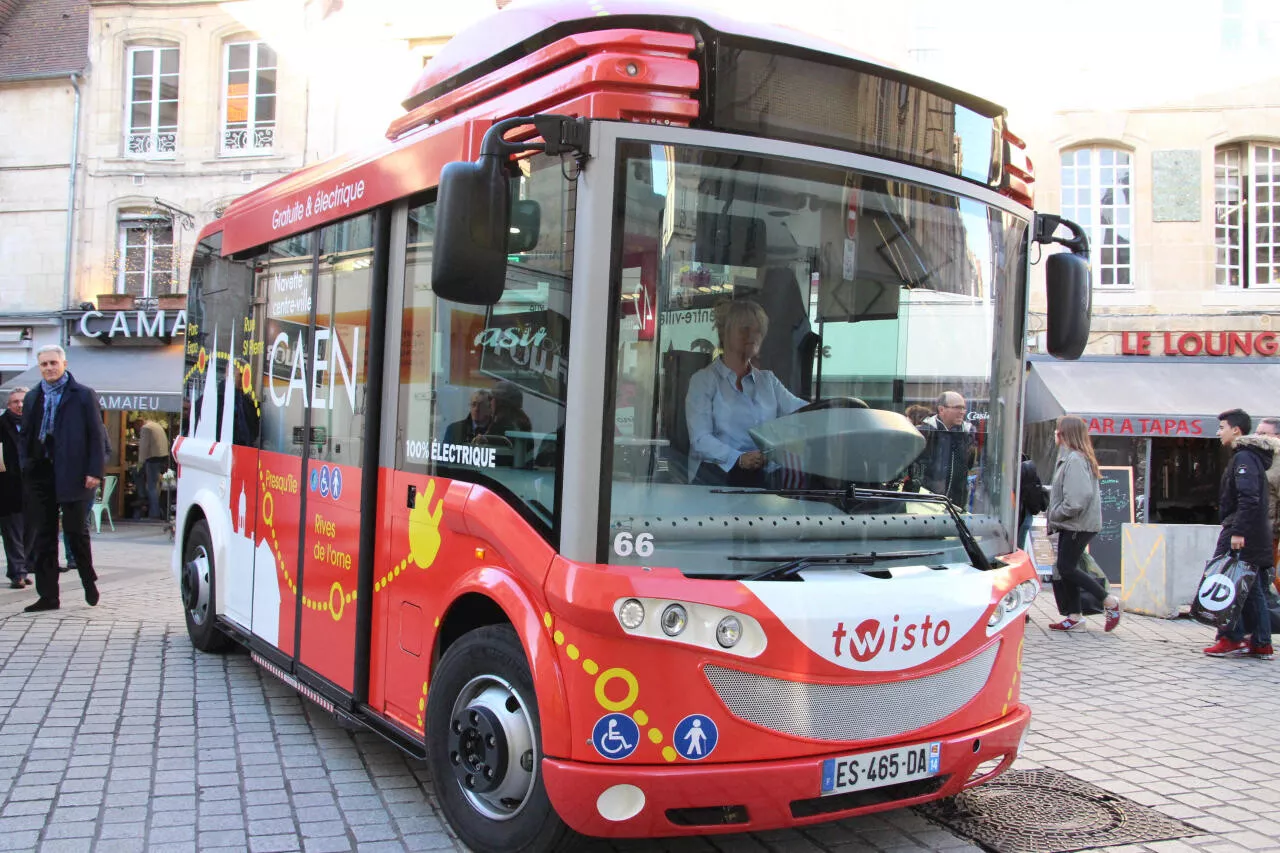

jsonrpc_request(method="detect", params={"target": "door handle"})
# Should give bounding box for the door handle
[407,484,416,509]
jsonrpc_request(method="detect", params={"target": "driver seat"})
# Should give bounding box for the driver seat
[660,349,711,483]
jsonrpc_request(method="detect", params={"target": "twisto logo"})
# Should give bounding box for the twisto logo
[833,614,952,663]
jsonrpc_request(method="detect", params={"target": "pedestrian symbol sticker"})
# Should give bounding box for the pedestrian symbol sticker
[673,714,718,760]
[310,469,320,492]
[319,465,331,498]
[592,713,639,760]
[331,467,343,500]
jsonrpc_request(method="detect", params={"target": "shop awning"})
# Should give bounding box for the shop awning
[0,345,184,413]
[1026,358,1280,438]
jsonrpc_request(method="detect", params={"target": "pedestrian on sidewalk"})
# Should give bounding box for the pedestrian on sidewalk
[132,416,168,520]
[1253,417,1280,589]
[1046,415,1121,632]
[1203,409,1273,660]
[0,387,33,589]
[19,345,104,612]
[1018,453,1048,550]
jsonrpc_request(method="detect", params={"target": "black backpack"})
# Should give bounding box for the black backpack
[1020,459,1049,516]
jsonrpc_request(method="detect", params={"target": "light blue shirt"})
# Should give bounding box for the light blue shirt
[685,357,806,476]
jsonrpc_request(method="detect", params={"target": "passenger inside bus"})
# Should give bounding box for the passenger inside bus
[684,299,807,486]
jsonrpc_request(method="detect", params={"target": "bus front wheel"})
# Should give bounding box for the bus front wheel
[181,520,229,652]
[426,625,571,853]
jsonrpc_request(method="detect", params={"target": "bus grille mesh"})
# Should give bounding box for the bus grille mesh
[704,642,999,742]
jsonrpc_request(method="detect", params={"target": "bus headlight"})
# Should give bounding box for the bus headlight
[618,599,645,630]
[1018,580,1039,603]
[1001,589,1021,611]
[987,603,1005,628]
[660,604,688,636]
[716,615,743,648]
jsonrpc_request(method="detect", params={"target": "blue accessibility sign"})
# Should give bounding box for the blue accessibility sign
[331,467,343,500]
[673,714,718,760]
[319,465,331,498]
[309,468,320,492]
[591,713,639,760]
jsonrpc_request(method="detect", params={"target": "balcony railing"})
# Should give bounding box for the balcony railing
[222,125,275,155]
[126,130,177,158]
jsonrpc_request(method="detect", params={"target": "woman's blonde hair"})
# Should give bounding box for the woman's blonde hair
[713,299,768,348]
[1056,415,1100,478]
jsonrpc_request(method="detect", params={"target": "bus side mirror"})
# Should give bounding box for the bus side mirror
[1045,251,1091,359]
[433,114,586,306]
[1034,214,1092,360]
[433,156,513,306]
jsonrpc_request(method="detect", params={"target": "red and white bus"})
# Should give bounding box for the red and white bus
[174,1,1092,849]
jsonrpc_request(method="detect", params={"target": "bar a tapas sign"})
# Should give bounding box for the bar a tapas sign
[1120,330,1279,357]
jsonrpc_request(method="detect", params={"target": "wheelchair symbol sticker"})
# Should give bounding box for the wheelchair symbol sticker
[319,466,331,498]
[673,714,718,760]
[309,469,320,492]
[331,467,343,500]
[591,713,639,760]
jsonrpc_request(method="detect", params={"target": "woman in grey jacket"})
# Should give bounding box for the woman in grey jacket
[1046,416,1121,632]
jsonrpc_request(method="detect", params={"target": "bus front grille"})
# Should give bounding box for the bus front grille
[703,642,1000,742]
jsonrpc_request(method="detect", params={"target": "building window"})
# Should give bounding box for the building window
[1216,143,1280,288]
[1060,147,1133,288]
[117,215,176,296]
[125,46,179,158]
[221,41,276,155]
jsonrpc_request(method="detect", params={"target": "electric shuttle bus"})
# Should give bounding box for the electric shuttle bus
[173,2,1093,850]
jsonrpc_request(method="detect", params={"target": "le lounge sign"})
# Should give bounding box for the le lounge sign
[1121,330,1280,357]
[77,309,188,340]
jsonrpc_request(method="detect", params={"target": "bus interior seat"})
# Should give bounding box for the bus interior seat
[660,349,712,483]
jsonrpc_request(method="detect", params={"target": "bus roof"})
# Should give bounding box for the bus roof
[405,0,887,111]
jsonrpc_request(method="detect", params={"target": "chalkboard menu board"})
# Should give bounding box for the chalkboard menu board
[1091,466,1135,583]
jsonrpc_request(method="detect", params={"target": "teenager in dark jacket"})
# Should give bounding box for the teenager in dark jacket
[1203,408,1273,659]
[19,346,105,612]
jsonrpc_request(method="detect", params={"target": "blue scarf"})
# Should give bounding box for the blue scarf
[38,373,70,443]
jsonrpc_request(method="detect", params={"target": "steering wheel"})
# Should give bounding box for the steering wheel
[795,396,869,413]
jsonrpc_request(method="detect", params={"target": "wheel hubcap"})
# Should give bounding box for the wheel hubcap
[447,676,537,821]
[182,546,211,625]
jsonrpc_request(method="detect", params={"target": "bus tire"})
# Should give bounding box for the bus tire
[426,625,573,853]
[180,520,230,653]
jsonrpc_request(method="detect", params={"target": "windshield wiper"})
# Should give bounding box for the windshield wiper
[733,549,946,581]
[714,485,993,572]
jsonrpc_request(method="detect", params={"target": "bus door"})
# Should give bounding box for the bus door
[295,215,377,693]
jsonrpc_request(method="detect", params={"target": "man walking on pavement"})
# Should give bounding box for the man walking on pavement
[1203,408,1273,660]
[19,345,104,612]
[0,387,33,589]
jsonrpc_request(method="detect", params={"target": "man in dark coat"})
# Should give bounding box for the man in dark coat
[1203,408,1273,659]
[19,345,105,612]
[916,391,978,509]
[0,387,33,588]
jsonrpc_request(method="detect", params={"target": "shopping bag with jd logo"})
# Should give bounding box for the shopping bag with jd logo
[1189,552,1256,628]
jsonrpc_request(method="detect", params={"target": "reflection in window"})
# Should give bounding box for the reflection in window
[397,156,574,537]
[1060,147,1132,288]
[1216,143,1280,288]
[117,213,176,296]
[222,41,277,155]
[259,232,314,458]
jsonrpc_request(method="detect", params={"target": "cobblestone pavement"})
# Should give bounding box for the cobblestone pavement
[0,525,1276,852]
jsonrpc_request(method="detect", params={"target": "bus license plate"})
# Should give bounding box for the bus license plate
[820,741,941,796]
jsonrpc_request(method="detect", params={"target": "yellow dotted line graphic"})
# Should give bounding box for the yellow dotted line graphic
[374,556,413,594]
[415,617,442,729]
[1002,636,1025,716]
[543,611,674,762]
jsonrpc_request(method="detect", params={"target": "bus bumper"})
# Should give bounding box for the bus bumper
[542,703,1030,837]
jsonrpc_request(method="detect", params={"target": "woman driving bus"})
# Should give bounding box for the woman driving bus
[685,299,807,486]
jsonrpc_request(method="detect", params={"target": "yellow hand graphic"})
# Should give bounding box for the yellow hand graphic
[408,479,446,569]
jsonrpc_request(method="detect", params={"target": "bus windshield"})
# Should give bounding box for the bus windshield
[604,140,1027,577]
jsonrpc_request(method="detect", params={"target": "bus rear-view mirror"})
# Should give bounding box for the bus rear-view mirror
[432,156,512,305]
[1045,251,1091,359]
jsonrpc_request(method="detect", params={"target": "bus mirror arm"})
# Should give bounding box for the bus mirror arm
[1032,214,1093,361]
[479,115,591,161]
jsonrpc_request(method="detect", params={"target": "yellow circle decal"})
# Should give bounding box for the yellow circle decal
[662,746,677,762]
[594,668,639,713]
[633,709,648,726]
[329,582,345,621]
[648,729,663,744]
[583,659,598,676]
[566,644,580,660]
[262,492,274,526]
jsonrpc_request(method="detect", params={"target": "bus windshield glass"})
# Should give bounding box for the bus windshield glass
[605,140,1027,577]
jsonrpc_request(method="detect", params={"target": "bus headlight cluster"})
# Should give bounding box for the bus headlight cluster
[986,579,1040,633]
[613,597,765,657]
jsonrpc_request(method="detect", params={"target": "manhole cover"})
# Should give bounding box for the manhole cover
[915,768,1203,853]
